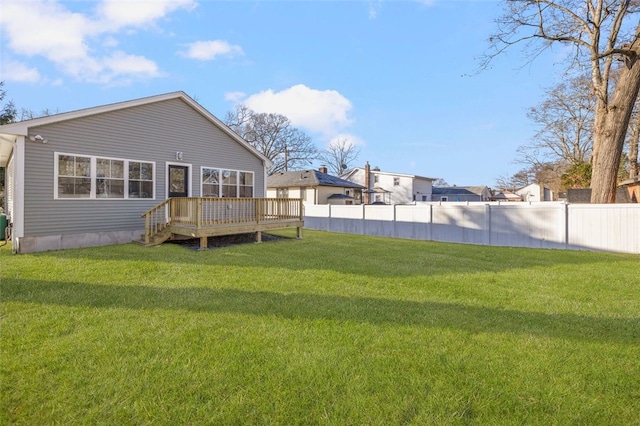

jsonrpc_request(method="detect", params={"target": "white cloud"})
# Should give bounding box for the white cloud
[97,0,197,29]
[225,91,246,102]
[104,51,160,76]
[0,60,42,83]
[328,133,365,148]
[0,0,193,85]
[243,84,353,136]
[181,40,244,61]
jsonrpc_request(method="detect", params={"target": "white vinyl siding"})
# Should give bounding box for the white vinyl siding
[55,152,155,200]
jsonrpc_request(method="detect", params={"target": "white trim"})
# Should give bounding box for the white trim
[13,136,25,250]
[166,162,193,199]
[54,152,156,200]
[0,92,272,169]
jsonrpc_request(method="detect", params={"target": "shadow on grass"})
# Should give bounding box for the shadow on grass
[5,279,639,345]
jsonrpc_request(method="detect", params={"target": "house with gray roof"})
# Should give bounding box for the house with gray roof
[340,162,435,204]
[431,186,491,202]
[267,166,365,205]
[0,91,271,253]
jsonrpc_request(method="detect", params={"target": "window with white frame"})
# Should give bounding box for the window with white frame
[239,171,253,197]
[393,177,400,186]
[97,158,124,198]
[202,168,220,197]
[56,153,154,199]
[201,167,254,198]
[58,155,91,198]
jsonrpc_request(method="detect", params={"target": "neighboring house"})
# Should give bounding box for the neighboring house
[341,162,435,204]
[0,92,271,253]
[491,191,523,201]
[432,186,491,202]
[619,177,639,203]
[515,183,556,201]
[267,166,365,205]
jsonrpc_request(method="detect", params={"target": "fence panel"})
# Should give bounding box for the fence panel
[568,204,640,253]
[302,202,640,254]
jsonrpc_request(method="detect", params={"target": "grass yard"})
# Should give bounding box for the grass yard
[1,229,639,425]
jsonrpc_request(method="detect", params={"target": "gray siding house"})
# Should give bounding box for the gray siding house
[0,92,270,253]
[267,166,365,205]
[431,186,492,202]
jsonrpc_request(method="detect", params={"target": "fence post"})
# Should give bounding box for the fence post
[484,203,492,246]
[427,204,433,241]
[393,204,397,238]
[562,202,569,249]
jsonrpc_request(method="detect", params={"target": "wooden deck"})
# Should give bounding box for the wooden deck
[140,197,304,248]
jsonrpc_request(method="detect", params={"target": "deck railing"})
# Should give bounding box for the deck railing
[141,197,303,245]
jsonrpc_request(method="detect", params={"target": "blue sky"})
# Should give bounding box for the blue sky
[0,0,566,186]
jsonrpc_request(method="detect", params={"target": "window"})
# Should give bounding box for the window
[201,167,254,198]
[202,168,220,197]
[58,155,91,198]
[277,188,289,198]
[96,158,125,198]
[239,172,253,197]
[393,177,400,186]
[440,196,448,202]
[374,174,379,184]
[55,153,154,200]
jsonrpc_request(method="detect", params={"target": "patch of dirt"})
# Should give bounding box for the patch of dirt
[168,232,287,250]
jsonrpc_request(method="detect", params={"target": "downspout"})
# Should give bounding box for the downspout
[11,135,25,253]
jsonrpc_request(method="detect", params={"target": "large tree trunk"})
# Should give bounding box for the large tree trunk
[629,112,639,179]
[590,31,640,203]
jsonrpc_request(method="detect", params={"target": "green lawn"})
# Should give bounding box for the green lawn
[1,230,639,425]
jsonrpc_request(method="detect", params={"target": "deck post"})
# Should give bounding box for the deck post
[256,231,262,243]
[144,213,150,244]
[256,199,262,224]
[196,198,202,228]
[200,236,207,250]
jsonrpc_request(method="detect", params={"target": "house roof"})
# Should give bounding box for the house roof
[267,169,365,189]
[619,177,640,187]
[327,193,356,200]
[341,167,436,181]
[432,186,488,196]
[491,191,523,201]
[0,91,271,168]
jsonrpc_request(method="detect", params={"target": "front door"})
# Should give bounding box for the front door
[168,165,189,197]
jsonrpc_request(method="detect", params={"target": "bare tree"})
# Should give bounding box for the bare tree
[485,0,640,203]
[524,75,595,166]
[318,137,360,176]
[495,161,565,192]
[433,178,449,187]
[225,105,318,175]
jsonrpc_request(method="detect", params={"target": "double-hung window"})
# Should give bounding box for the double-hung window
[56,152,154,199]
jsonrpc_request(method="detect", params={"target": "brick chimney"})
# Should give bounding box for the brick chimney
[364,161,371,204]
[319,165,328,174]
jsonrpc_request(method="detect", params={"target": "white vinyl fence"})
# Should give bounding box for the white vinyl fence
[303,202,640,254]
